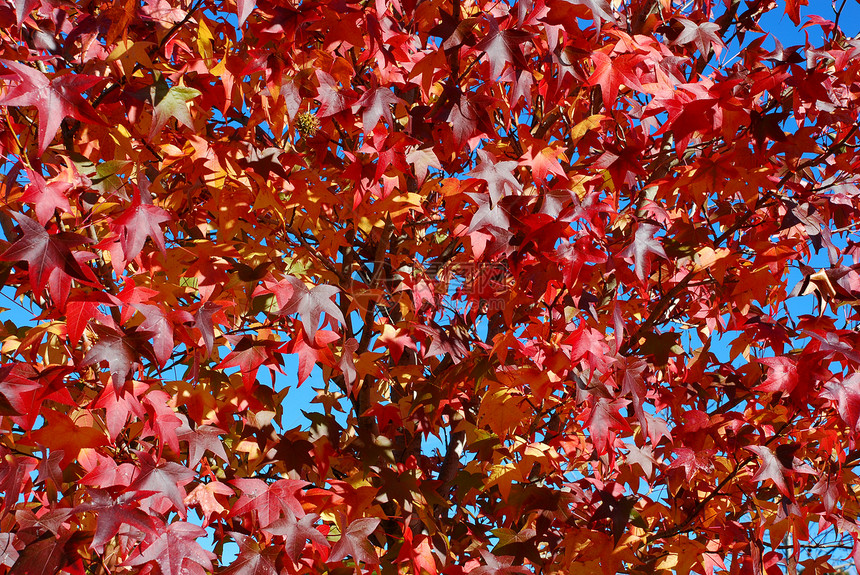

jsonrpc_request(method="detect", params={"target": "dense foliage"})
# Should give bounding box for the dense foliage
[1,0,860,573]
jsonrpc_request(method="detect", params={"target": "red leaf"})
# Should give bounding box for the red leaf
[447,92,477,147]
[81,326,152,394]
[755,356,798,394]
[468,150,522,205]
[316,70,350,117]
[126,453,195,515]
[134,303,175,367]
[397,526,438,575]
[281,278,345,341]
[177,420,229,466]
[123,521,215,575]
[784,0,808,25]
[822,373,860,431]
[184,480,234,525]
[76,489,157,552]
[194,300,231,356]
[221,535,279,575]
[672,19,724,56]
[354,85,400,131]
[619,222,667,282]
[264,509,330,563]
[111,197,171,263]
[327,517,380,566]
[230,478,308,527]
[667,447,715,480]
[585,397,630,456]
[474,16,532,77]
[64,299,98,348]
[588,51,644,108]
[0,212,91,306]
[217,335,284,389]
[375,324,416,364]
[19,168,71,226]
[237,0,255,26]
[141,390,183,453]
[283,329,338,385]
[746,445,789,496]
[0,60,103,154]
[470,549,530,575]
[8,532,72,575]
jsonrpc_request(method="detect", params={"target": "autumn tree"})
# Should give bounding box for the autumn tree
[1,0,860,573]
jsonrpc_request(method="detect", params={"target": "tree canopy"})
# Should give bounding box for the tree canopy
[1,0,860,573]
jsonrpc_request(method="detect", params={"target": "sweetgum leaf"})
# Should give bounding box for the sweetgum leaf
[0,60,104,154]
[124,521,215,575]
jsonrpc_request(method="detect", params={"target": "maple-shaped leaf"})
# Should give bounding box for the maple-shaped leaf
[468,150,522,205]
[668,447,715,479]
[470,549,530,575]
[415,321,470,362]
[124,521,215,575]
[339,337,359,392]
[447,91,477,147]
[588,51,645,108]
[222,539,279,575]
[280,278,345,341]
[0,365,41,424]
[282,329,338,385]
[625,442,657,479]
[755,356,798,394]
[77,489,157,552]
[474,16,532,77]
[0,212,91,304]
[467,192,511,234]
[327,517,380,566]
[19,168,72,226]
[217,335,284,389]
[82,325,153,394]
[406,147,441,185]
[230,478,308,527]
[111,197,171,262]
[8,532,72,575]
[35,449,64,488]
[141,390,183,453]
[0,60,104,154]
[746,445,790,496]
[672,19,724,56]
[93,383,146,441]
[30,409,107,466]
[149,81,201,138]
[375,324,417,364]
[316,70,350,117]
[520,144,567,184]
[822,373,860,431]
[134,303,174,367]
[619,222,667,282]
[126,453,195,515]
[177,419,229,466]
[184,480,234,525]
[354,85,400,131]
[585,396,631,456]
[264,509,329,563]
